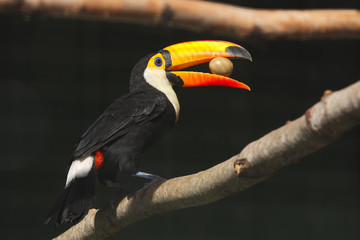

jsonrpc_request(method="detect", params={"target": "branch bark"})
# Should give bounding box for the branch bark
[1,0,360,40]
[54,81,360,240]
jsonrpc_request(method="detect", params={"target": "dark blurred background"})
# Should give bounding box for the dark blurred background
[1,1,359,239]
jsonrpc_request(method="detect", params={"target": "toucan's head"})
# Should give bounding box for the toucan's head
[130,40,252,92]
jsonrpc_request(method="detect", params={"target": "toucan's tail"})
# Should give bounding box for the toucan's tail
[44,170,95,226]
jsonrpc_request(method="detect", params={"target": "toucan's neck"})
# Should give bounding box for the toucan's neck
[129,54,180,122]
[143,67,180,122]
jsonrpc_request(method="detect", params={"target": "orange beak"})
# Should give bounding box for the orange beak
[159,40,252,91]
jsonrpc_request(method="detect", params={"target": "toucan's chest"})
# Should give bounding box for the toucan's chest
[104,90,177,153]
[119,98,176,149]
[98,97,176,176]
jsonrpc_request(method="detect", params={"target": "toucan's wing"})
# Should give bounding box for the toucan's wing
[71,91,167,159]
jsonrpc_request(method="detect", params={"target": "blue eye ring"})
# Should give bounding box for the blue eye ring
[154,57,163,67]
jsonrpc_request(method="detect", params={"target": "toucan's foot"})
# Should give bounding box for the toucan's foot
[133,171,166,192]
[142,177,164,189]
[133,171,167,181]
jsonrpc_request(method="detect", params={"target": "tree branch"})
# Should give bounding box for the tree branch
[54,81,360,240]
[1,0,360,40]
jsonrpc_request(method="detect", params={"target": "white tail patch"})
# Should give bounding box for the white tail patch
[65,156,94,187]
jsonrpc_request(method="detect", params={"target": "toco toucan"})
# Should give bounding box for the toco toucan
[45,40,252,225]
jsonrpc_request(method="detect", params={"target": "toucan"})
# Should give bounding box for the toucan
[45,40,252,225]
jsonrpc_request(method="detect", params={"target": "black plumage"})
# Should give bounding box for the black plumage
[45,170,95,225]
[45,54,176,225]
[88,90,175,185]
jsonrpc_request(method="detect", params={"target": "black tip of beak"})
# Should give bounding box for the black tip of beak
[225,46,252,62]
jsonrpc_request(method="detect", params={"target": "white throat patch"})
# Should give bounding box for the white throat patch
[144,67,180,122]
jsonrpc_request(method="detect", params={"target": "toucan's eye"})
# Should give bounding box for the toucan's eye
[154,57,163,67]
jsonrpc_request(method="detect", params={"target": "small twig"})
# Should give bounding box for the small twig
[54,81,360,239]
[1,0,360,40]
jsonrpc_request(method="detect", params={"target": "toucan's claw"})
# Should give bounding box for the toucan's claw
[133,171,166,192]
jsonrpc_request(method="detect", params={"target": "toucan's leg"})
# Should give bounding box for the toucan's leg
[104,180,128,189]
